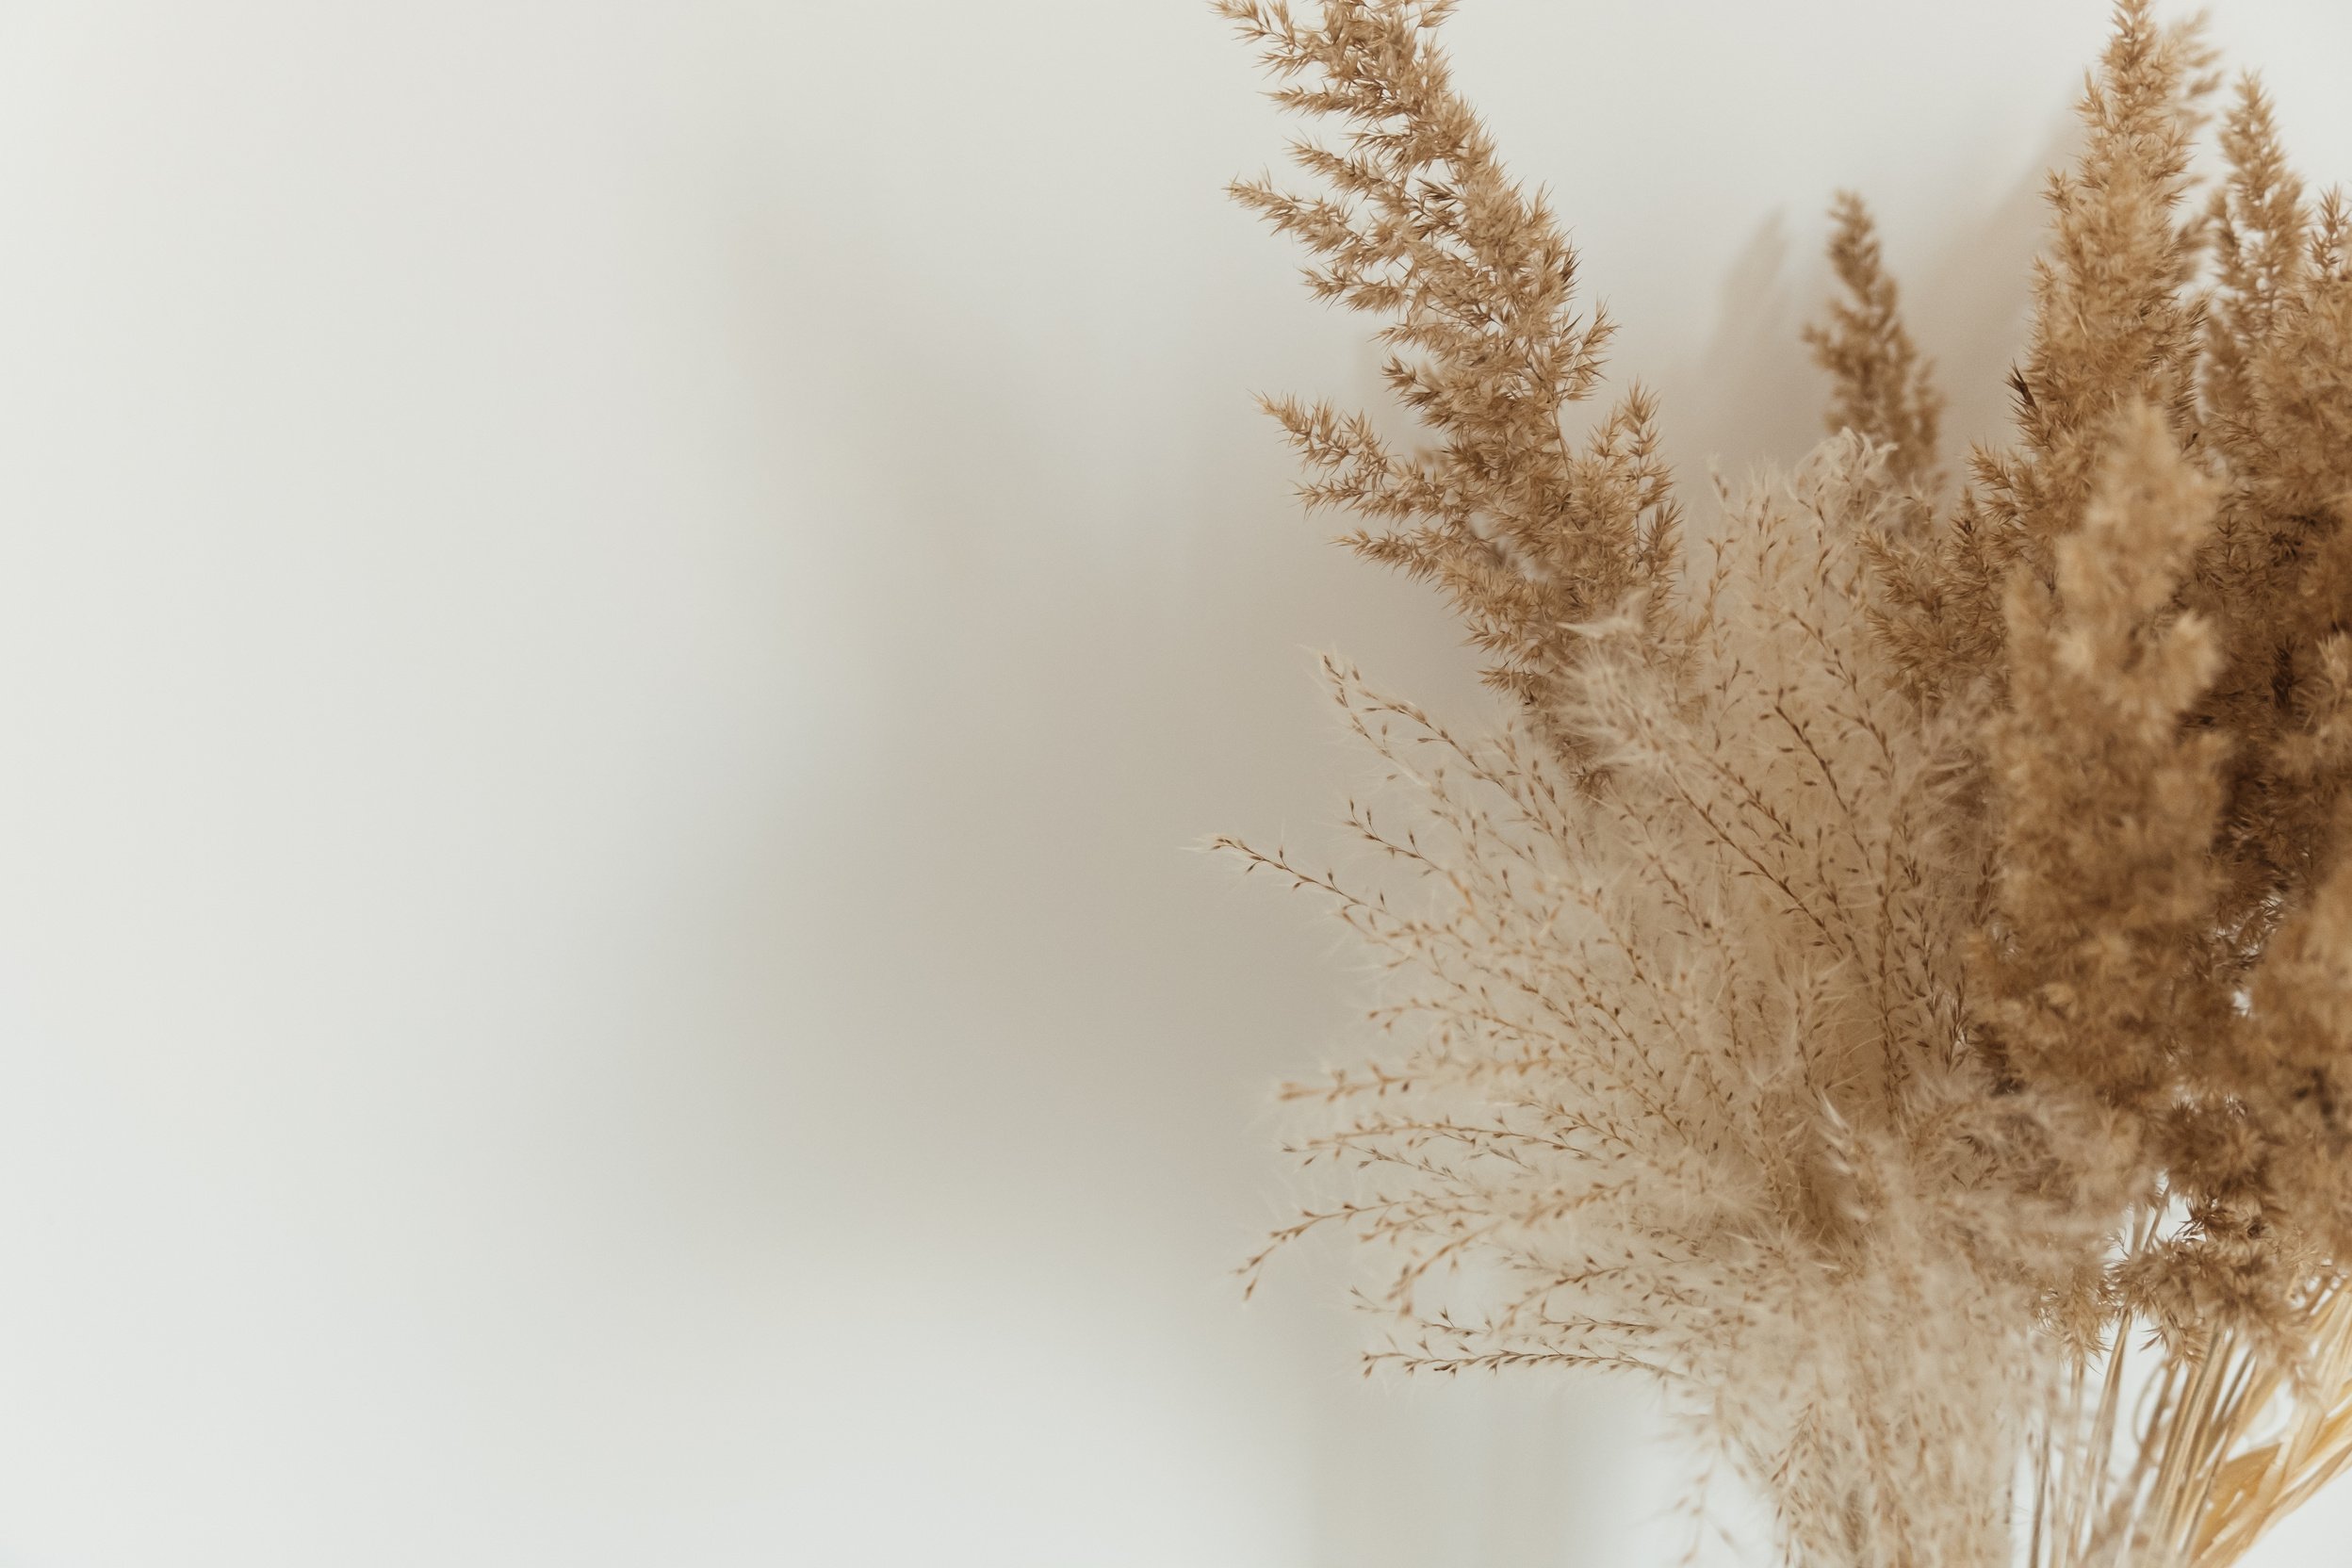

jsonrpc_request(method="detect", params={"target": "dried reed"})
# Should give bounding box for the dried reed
[1216,4,2352,1565]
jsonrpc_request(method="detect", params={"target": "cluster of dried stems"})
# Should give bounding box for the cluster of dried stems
[1214,3,2352,1565]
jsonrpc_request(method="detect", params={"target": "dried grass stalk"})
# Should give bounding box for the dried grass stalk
[1217,4,2352,1565]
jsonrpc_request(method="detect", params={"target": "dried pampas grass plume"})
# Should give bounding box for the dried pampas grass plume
[1214,3,2352,1565]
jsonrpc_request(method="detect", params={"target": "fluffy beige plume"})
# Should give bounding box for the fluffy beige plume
[1224,440,2077,1566]
[1215,0,1679,744]
[1804,192,1947,497]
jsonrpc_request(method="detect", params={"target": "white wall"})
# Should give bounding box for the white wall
[0,2,2345,1564]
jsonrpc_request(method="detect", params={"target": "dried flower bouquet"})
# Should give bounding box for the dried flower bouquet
[1215,4,2352,1565]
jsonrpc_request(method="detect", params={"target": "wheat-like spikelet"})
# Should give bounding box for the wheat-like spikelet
[1804,192,1948,498]
[1215,3,2352,1563]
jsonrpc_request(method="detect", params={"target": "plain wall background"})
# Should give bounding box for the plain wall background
[0,2,2349,1563]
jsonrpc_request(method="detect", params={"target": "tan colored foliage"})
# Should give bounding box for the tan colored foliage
[1217,2,2352,1564]
[1804,192,1947,497]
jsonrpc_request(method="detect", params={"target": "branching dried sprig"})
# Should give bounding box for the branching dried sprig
[1860,3,2219,713]
[1804,192,1948,497]
[1216,2,2352,1565]
[1215,0,1681,743]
